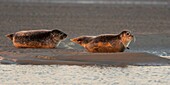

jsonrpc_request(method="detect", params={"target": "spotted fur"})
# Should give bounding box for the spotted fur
[6,29,67,48]
[71,31,134,53]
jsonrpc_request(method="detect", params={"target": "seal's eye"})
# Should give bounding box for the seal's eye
[126,32,130,36]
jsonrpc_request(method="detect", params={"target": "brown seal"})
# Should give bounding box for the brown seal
[71,31,134,53]
[6,29,67,48]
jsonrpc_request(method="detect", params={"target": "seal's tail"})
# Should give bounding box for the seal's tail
[6,33,14,40]
[70,38,80,44]
[70,36,94,45]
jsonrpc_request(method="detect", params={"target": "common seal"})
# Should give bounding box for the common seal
[6,29,67,48]
[71,31,134,53]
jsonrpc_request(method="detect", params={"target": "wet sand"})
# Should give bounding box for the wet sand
[0,0,170,65]
[1,51,170,66]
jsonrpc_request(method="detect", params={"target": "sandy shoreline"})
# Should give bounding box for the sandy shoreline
[0,0,170,66]
[0,50,170,66]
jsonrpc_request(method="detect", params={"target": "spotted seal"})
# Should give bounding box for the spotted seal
[71,31,134,53]
[6,29,67,48]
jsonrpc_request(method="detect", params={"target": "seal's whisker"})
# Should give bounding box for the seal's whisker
[133,36,136,43]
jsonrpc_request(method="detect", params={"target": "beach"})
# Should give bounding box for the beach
[0,65,170,85]
[0,0,170,84]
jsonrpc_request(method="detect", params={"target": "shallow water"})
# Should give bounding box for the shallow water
[0,65,170,85]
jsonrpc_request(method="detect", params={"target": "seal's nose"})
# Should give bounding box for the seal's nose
[130,34,134,37]
[60,33,67,39]
[63,34,67,38]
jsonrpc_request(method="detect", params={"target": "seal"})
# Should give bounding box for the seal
[71,31,134,53]
[6,29,67,48]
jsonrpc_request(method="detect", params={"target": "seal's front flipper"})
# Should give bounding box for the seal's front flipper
[6,33,14,40]
[127,47,130,49]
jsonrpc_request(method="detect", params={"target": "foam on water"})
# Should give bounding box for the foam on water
[141,51,169,57]
[128,49,170,56]
[145,51,163,56]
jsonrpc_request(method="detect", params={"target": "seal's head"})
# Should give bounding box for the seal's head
[70,36,93,47]
[119,31,134,49]
[51,29,67,40]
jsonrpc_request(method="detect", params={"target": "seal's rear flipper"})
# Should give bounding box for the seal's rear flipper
[70,38,82,44]
[6,33,14,40]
